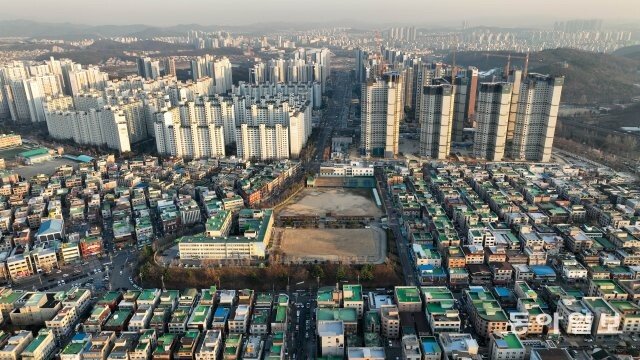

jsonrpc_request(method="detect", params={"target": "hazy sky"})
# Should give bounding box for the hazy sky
[2,0,639,27]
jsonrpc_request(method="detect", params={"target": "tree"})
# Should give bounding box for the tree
[360,264,374,282]
[336,265,348,281]
[310,264,324,280]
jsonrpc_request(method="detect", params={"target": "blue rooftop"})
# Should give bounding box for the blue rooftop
[494,287,511,297]
[421,337,441,354]
[418,265,446,276]
[530,265,556,277]
[214,307,229,318]
[37,219,64,236]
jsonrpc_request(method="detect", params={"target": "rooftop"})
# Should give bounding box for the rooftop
[493,332,523,349]
[395,286,421,303]
[343,284,362,301]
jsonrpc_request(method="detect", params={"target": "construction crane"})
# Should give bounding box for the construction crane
[482,52,530,79]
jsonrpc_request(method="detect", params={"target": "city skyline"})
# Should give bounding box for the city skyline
[0,0,639,28]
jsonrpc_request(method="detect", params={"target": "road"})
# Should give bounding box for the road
[304,69,352,174]
[283,68,352,360]
[287,289,318,360]
[376,176,416,286]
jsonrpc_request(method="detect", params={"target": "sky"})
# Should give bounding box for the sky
[1,0,639,27]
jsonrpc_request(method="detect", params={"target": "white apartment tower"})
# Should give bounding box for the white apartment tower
[418,80,455,159]
[236,124,290,160]
[153,100,226,159]
[190,55,233,94]
[473,82,513,161]
[360,71,404,158]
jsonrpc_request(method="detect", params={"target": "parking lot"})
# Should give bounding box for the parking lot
[10,248,138,295]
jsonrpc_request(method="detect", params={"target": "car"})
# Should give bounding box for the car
[63,273,69,278]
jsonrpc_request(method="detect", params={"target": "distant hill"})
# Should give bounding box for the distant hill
[447,48,640,105]
[613,45,640,61]
[0,20,230,40]
[0,19,363,40]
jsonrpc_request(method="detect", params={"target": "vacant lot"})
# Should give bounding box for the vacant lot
[278,227,386,264]
[12,158,77,178]
[278,188,383,218]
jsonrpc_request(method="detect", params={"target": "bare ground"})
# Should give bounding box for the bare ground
[278,227,386,264]
[278,187,383,218]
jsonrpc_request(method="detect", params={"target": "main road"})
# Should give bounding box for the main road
[285,68,350,359]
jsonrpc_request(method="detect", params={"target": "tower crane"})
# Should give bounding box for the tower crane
[482,52,530,79]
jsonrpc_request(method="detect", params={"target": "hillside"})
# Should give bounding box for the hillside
[447,48,640,105]
[614,45,640,62]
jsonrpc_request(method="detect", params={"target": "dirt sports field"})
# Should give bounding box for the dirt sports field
[278,227,386,264]
[278,188,384,217]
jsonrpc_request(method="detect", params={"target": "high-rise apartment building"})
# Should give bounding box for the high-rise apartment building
[45,107,131,153]
[412,62,433,118]
[252,48,330,92]
[236,123,290,160]
[1,58,107,122]
[452,67,478,142]
[190,55,233,94]
[154,100,226,159]
[137,57,161,80]
[67,66,108,97]
[509,74,564,162]
[161,57,177,77]
[473,82,513,161]
[355,49,370,84]
[360,71,404,158]
[418,80,454,159]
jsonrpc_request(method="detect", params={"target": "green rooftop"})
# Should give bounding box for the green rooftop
[0,290,22,304]
[250,308,269,324]
[205,210,231,233]
[499,333,523,349]
[591,279,627,295]
[98,291,121,304]
[584,297,616,315]
[223,334,242,355]
[343,284,362,301]
[105,309,132,327]
[274,305,287,323]
[466,287,509,322]
[138,289,158,302]
[19,148,49,158]
[189,305,211,324]
[316,308,358,322]
[62,341,87,355]
[396,286,421,303]
[23,332,49,353]
[421,287,454,301]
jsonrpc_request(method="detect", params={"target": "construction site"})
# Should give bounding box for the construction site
[276,227,387,264]
[271,185,387,264]
[277,187,383,228]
